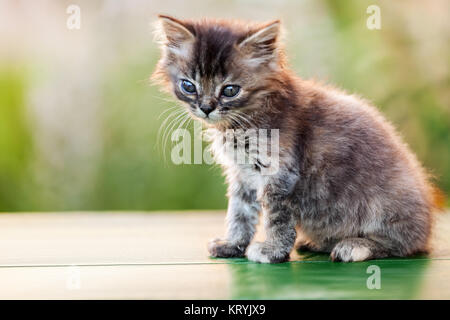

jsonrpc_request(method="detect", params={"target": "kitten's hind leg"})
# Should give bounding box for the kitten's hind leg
[330,238,388,262]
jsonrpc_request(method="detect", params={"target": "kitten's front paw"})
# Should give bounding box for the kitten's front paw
[208,238,246,258]
[246,242,290,263]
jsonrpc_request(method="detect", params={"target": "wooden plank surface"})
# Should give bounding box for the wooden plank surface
[0,211,449,299]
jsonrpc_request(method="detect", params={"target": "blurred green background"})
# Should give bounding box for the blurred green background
[0,0,448,212]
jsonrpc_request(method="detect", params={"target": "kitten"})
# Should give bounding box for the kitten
[152,15,442,263]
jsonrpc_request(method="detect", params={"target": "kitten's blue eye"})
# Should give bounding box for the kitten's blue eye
[180,80,196,94]
[222,85,240,98]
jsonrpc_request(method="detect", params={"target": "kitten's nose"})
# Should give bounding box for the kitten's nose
[199,104,215,116]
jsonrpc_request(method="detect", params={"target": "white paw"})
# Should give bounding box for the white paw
[247,242,270,263]
[331,244,371,262]
[246,242,271,263]
[351,247,371,261]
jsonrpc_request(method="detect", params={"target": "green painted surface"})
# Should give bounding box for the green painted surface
[218,256,447,299]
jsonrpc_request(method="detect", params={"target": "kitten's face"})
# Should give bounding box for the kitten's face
[153,16,283,127]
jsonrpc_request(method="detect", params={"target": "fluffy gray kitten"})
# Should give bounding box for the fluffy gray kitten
[152,16,441,263]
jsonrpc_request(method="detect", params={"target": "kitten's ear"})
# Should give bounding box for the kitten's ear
[154,15,195,48]
[238,20,281,64]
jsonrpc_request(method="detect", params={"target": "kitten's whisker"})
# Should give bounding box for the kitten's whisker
[162,111,187,148]
[158,105,181,120]
[157,110,182,150]
[177,113,192,147]
[149,94,178,104]
[233,111,255,128]
[230,112,247,127]
[172,113,192,155]
[159,110,188,161]
[162,115,183,162]
[162,110,189,160]
[228,113,245,129]
[157,109,186,148]
[231,114,247,128]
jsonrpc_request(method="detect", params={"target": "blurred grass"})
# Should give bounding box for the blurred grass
[0,67,33,211]
[0,0,448,211]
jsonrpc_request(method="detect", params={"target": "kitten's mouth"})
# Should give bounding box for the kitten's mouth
[190,112,218,124]
[190,107,232,126]
[202,115,221,124]
[197,110,223,124]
